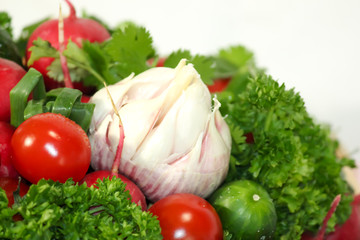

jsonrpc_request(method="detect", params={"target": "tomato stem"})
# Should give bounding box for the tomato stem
[58,4,73,89]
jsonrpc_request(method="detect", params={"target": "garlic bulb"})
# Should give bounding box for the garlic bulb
[89,59,231,202]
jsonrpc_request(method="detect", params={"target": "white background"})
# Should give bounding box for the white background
[2,0,360,183]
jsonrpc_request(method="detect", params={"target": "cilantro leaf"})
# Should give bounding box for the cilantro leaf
[218,45,254,68]
[164,49,215,85]
[27,38,59,66]
[26,24,157,89]
[105,25,155,78]
[47,59,90,83]
[213,45,265,93]
[219,74,355,239]
[164,49,192,67]
[0,177,162,239]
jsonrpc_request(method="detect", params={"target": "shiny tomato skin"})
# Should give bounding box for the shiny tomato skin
[11,113,91,184]
[148,193,223,240]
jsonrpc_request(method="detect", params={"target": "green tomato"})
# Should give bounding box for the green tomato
[208,180,277,240]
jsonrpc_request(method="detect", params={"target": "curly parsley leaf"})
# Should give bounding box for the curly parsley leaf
[0,177,162,239]
[218,74,355,239]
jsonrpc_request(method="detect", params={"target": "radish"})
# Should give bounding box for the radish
[302,194,360,239]
[326,194,360,239]
[0,58,26,122]
[25,0,110,94]
[0,177,29,207]
[0,121,18,178]
[301,195,349,240]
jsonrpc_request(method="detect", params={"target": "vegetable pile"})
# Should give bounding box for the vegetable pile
[0,1,358,240]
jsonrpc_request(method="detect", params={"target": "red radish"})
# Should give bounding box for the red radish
[301,195,342,240]
[0,58,26,122]
[80,85,147,211]
[326,194,360,240]
[58,3,73,89]
[0,121,18,178]
[25,0,110,94]
[0,177,29,207]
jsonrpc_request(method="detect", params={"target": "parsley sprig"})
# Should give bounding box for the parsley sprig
[218,75,355,239]
[0,177,162,239]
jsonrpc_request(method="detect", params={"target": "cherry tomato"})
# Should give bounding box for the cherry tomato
[148,193,223,240]
[80,170,147,211]
[0,177,29,207]
[147,57,166,67]
[207,77,231,93]
[11,113,91,183]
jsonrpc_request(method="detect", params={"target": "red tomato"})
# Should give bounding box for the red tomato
[0,177,29,207]
[11,113,91,183]
[147,57,166,67]
[207,77,231,93]
[148,193,223,240]
[80,170,147,211]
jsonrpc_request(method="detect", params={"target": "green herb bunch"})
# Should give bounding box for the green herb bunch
[218,75,355,239]
[0,177,162,240]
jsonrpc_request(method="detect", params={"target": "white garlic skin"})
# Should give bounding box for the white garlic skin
[89,60,231,202]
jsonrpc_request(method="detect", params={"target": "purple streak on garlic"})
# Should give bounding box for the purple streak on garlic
[89,59,231,202]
